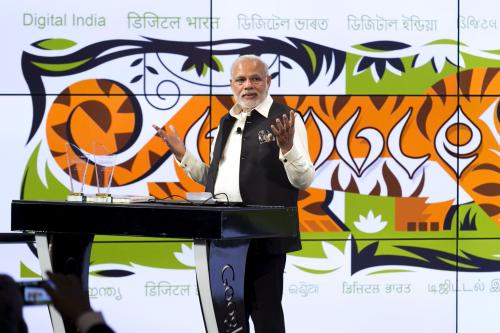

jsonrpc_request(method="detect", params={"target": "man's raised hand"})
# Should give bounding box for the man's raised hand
[152,124,186,161]
[270,110,295,154]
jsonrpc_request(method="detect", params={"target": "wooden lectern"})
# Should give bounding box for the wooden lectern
[11,200,298,333]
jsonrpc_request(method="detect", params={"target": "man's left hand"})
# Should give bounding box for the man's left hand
[271,110,295,154]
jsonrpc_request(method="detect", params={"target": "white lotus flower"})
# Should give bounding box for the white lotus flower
[174,243,195,267]
[413,43,465,73]
[354,210,387,233]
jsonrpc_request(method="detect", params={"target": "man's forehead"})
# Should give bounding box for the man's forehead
[232,60,266,76]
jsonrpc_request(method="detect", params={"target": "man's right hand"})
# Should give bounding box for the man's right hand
[152,124,186,161]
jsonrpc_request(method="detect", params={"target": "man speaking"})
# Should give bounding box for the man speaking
[154,54,315,332]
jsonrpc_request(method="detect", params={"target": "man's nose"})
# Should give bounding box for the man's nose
[243,79,253,88]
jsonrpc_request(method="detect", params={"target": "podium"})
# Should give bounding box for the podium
[11,200,298,333]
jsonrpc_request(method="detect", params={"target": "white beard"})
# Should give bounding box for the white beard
[238,99,259,111]
[234,91,267,111]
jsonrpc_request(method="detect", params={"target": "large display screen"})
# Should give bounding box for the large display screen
[1,0,499,331]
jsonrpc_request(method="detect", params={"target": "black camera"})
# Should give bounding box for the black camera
[17,280,52,305]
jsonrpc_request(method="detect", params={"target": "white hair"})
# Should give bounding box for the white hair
[230,55,269,77]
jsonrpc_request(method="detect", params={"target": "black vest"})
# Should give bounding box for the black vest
[206,102,301,253]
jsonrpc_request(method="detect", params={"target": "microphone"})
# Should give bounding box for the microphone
[236,127,242,134]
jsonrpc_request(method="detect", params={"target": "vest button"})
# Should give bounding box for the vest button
[283,159,288,163]
[241,156,246,160]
